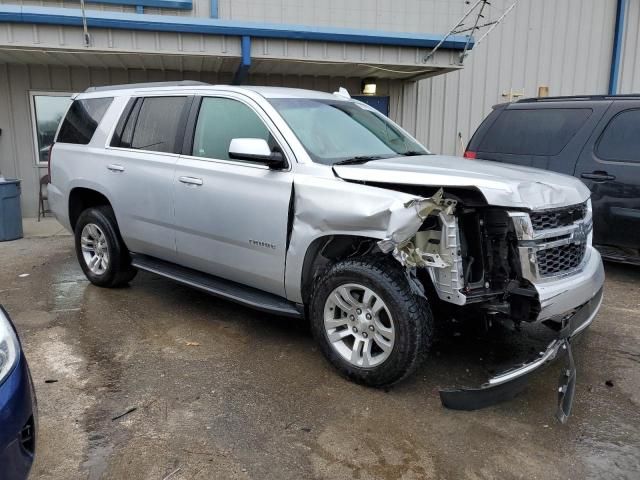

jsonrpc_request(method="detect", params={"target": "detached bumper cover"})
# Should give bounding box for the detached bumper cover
[440,287,603,423]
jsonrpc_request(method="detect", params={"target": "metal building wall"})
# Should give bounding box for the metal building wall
[0,0,466,27]
[619,0,640,94]
[218,0,464,33]
[0,0,208,17]
[399,0,619,155]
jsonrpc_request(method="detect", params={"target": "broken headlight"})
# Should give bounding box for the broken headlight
[0,306,20,385]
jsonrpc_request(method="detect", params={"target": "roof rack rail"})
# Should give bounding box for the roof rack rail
[517,94,640,103]
[85,81,210,93]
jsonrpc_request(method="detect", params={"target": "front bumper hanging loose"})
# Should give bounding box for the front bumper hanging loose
[439,288,603,423]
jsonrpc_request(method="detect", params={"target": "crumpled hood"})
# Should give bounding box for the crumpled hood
[333,155,590,210]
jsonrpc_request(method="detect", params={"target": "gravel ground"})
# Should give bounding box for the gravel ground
[1,234,639,480]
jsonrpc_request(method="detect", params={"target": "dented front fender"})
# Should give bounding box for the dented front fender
[284,174,461,305]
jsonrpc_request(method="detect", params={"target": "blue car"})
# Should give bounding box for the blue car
[0,306,36,480]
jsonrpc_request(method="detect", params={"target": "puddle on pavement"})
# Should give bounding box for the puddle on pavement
[50,262,89,313]
[82,433,114,480]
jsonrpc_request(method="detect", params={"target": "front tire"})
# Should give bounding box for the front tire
[74,206,137,287]
[310,256,433,387]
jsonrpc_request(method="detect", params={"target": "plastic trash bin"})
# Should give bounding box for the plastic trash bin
[0,178,23,241]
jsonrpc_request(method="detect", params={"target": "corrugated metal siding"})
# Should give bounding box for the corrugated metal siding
[219,0,464,32]
[0,0,466,26]
[0,24,242,58]
[0,0,208,17]
[619,0,640,94]
[399,0,619,155]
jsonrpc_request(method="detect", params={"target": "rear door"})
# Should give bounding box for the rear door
[575,102,640,250]
[105,95,192,262]
[173,94,294,297]
[470,102,608,175]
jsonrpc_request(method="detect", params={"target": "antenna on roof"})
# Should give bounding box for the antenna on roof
[333,87,351,99]
[424,0,521,65]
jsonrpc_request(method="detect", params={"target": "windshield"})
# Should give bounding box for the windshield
[268,98,429,165]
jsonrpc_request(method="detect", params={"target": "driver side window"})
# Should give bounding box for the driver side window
[192,97,273,161]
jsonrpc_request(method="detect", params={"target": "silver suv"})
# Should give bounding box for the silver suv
[48,82,604,419]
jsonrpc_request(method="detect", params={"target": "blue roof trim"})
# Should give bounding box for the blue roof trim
[609,0,627,95]
[0,5,473,49]
[86,0,192,10]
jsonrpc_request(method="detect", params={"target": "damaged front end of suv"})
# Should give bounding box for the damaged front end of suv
[381,189,603,421]
[292,160,604,423]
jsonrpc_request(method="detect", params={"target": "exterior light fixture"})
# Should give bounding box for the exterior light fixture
[361,79,377,95]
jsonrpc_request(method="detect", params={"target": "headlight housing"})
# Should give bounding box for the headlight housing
[0,306,20,385]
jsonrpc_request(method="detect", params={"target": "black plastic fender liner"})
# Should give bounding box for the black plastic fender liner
[439,374,531,411]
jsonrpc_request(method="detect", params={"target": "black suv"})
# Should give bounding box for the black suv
[465,95,640,264]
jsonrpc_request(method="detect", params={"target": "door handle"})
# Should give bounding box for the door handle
[179,176,204,186]
[580,171,616,182]
[107,164,125,172]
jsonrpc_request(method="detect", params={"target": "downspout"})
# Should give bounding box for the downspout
[608,0,626,95]
[210,0,218,18]
[232,35,251,85]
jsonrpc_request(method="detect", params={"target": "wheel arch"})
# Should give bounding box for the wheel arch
[299,234,381,305]
[68,186,113,231]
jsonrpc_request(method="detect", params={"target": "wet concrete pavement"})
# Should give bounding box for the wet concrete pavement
[1,235,639,479]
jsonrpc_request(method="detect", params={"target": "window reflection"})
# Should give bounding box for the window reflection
[33,95,72,163]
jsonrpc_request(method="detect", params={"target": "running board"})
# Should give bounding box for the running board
[130,254,303,318]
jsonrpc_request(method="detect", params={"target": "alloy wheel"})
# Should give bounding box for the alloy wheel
[80,223,110,275]
[323,283,395,368]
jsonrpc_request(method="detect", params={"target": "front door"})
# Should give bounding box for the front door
[575,104,640,250]
[173,95,294,297]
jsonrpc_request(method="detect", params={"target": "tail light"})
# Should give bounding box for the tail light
[463,150,477,159]
[47,144,54,181]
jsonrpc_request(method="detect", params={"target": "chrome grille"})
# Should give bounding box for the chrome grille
[510,203,592,282]
[530,203,586,231]
[536,242,587,277]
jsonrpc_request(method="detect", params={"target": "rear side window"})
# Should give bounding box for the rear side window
[114,96,188,153]
[57,97,113,145]
[478,108,592,156]
[596,109,640,163]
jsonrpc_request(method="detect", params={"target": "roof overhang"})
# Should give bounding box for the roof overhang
[0,5,471,81]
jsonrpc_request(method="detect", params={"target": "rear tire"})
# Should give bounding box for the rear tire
[309,255,433,387]
[74,206,137,287]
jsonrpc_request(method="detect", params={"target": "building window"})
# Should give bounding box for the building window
[30,92,72,165]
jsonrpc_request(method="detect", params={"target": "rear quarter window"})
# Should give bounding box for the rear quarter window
[477,108,592,156]
[57,97,113,145]
[112,96,188,153]
[596,109,640,163]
